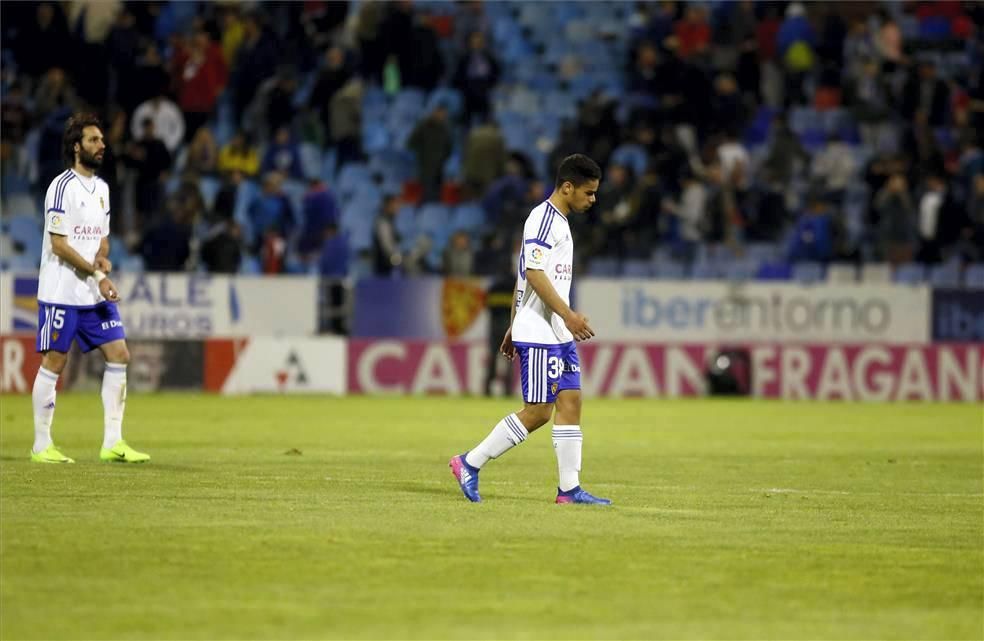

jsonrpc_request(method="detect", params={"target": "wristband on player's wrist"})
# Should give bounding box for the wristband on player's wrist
[93,270,107,283]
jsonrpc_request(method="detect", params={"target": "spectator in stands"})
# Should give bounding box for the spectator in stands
[34,68,78,116]
[663,170,707,263]
[746,175,790,242]
[126,117,173,226]
[11,3,70,79]
[309,45,354,141]
[761,114,809,191]
[408,104,453,204]
[777,2,816,107]
[259,68,301,137]
[844,58,894,149]
[140,195,193,272]
[125,44,171,116]
[673,4,711,61]
[106,9,141,106]
[330,79,365,167]
[98,110,128,237]
[218,131,260,177]
[462,120,505,199]
[318,223,349,278]
[875,173,918,266]
[787,191,833,264]
[917,174,971,264]
[453,30,500,124]
[703,160,743,252]
[901,61,950,128]
[968,173,984,260]
[710,74,747,139]
[482,153,535,229]
[403,15,445,91]
[299,178,340,264]
[811,132,856,206]
[595,164,638,258]
[372,194,405,276]
[247,171,295,253]
[873,8,905,72]
[629,41,661,97]
[172,29,228,140]
[261,126,305,180]
[201,219,243,274]
[231,11,279,122]
[131,94,186,154]
[186,127,219,176]
[716,128,751,191]
[443,230,476,277]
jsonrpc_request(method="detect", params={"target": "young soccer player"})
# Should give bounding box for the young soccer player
[450,154,610,504]
[30,113,149,464]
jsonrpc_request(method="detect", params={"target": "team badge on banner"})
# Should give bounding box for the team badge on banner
[441,278,486,339]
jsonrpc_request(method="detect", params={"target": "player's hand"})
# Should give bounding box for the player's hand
[564,312,595,342]
[99,277,121,302]
[499,328,517,361]
[94,256,113,274]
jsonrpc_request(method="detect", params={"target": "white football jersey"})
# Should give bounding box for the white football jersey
[37,169,111,307]
[512,200,575,346]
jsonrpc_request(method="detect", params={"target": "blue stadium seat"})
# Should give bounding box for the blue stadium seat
[426,87,463,117]
[240,255,261,274]
[416,204,451,235]
[6,215,42,259]
[336,163,373,199]
[756,262,792,281]
[893,263,926,285]
[963,264,984,289]
[792,261,825,284]
[610,143,649,176]
[450,203,486,234]
[299,143,322,180]
[199,176,222,211]
[587,257,620,277]
[929,263,961,288]
[654,262,687,280]
[691,261,721,280]
[622,259,652,278]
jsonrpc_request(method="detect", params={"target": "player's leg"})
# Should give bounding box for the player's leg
[31,304,77,462]
[449,346,555,502]
[553,345,610,505]
[80,304,149,463]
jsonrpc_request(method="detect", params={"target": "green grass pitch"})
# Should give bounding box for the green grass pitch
[1,394,981,640]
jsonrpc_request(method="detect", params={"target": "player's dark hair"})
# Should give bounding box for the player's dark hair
[555,154,601,188]
[62,113,103,166]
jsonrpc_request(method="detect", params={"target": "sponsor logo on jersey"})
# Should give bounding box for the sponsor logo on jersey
[73,224,104,240]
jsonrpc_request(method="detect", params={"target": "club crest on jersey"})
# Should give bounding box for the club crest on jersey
[51,331,60,342]
[551,383,558,394]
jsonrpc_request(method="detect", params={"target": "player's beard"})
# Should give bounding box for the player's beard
[78,148,103,170]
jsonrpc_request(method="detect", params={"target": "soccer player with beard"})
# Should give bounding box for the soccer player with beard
[450,154,611,504]
[30,113,149,464]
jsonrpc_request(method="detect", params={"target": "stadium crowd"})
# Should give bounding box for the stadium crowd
[1,0,983,284]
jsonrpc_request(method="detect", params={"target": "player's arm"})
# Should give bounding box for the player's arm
[525,269,594,341]
[49,234,120,302]
[499,282,520,359]
[95,236,112,273]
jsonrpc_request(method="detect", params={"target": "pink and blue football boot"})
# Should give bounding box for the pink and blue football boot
[556,486,612,505]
